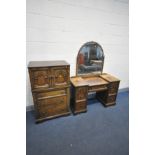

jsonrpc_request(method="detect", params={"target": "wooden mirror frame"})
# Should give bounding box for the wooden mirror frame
[76,41,105,77]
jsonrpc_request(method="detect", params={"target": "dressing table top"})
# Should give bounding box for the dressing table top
[100,73,120,82]
[70,73,119,88]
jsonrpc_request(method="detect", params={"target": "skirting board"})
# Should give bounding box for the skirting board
[118,87,129,93]
[26,87,129,112]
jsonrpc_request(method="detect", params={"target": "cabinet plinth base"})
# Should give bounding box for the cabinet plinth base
[36,111,71,123]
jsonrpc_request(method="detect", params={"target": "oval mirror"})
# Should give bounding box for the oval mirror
[76,41,105,76]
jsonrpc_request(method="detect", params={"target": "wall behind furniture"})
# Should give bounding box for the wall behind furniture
[26,0,129,107]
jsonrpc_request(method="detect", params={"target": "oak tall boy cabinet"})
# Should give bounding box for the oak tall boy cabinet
[28,61,70,122]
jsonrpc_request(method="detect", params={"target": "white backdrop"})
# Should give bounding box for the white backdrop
[26,0,129,106]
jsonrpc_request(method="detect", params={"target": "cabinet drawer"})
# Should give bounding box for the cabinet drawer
[76,87,88,101]
[36,95,68,118]
[89,84,107,92]
[36,89,67,99]
[108,82,119,94]
[75,101,87,110]
[106,95,117,103]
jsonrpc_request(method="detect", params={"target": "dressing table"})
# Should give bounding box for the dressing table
[70,41,120,114]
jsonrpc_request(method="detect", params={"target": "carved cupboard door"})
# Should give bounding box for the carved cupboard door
[52,67,69,87]
[30,68,50,89]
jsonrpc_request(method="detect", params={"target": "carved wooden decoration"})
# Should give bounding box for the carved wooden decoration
[54,69,68,85]
[33,70,49,89]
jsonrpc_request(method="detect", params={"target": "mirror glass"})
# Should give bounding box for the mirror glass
[77,41,104,75]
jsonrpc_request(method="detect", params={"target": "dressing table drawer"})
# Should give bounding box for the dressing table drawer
[76,87,88,101]
[106,95,117,103]
[88,84,107,92]
[108,82,119,94]
[74,101,87,114]
[96,92,117,106]
[75,101,86,109]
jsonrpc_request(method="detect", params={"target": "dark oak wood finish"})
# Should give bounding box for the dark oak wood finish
[28,60,71,122]
[71,41,120,114]
[97,73,120,106]
[70,73,120,114]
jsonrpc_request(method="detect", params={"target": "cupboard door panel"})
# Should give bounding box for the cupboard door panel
[53,67,69,86]
[31,69,50,89]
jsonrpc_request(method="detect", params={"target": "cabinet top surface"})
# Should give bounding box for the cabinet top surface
[28,60,69,68]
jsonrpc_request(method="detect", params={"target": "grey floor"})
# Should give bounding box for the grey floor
[26,91,129,155]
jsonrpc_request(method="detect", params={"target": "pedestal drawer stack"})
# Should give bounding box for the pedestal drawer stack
[99,73,120,106]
